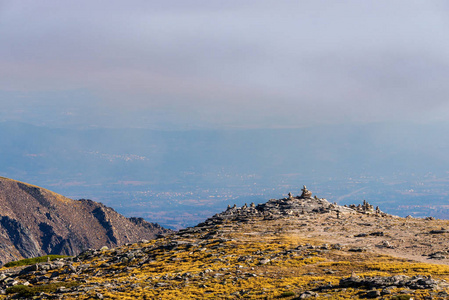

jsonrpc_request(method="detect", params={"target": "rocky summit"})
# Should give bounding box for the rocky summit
[0,177,170,265]
[2,186,449,299]
[204,185,385,225]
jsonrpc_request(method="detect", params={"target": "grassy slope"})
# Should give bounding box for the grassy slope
[2,218,449,299]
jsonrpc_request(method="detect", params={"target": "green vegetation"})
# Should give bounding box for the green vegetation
[278,291,295,297]
[3,255,69,268]
[6,282,80,298]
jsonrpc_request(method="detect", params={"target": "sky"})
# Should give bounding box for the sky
[1,1,449,129]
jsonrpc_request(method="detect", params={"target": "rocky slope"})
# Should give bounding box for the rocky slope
[0,177,170,265]
[2,186,449,299]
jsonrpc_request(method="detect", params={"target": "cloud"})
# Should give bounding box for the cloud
[1,0,449,128]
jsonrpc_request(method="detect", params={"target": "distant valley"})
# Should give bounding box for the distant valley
[2,121,449,228]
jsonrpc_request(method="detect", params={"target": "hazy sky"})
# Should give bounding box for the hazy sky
[1,1,449,129]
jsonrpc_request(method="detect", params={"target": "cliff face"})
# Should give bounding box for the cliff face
[0,177,170,265]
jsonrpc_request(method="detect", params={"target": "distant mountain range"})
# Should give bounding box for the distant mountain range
[0,177,170,265]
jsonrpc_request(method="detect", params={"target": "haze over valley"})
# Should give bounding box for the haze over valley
[2,121,449,229]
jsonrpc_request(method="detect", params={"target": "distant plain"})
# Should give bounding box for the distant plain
[2,121,449,229]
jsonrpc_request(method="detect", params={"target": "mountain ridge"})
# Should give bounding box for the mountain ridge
[0,177,170,265]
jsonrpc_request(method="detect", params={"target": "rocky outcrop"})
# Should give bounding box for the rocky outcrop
[0,216,41,258]
[0,177,171,265]
[201,186,387,226]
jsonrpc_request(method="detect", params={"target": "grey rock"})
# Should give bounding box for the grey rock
[365,290,381,298]
[354,233,367,237]
[429,251,447,260]
[155,282,169,287]
[348,247,366,252]
[430,229,449,234]
[56,286,70,293]
[369,231,384,236]
[300,291,318,298]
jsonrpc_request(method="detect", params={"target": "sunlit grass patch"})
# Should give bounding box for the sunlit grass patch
[367,261,449,275]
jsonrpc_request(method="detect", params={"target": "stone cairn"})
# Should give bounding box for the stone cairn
[345,200,382,215]
[300,185,313,198]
